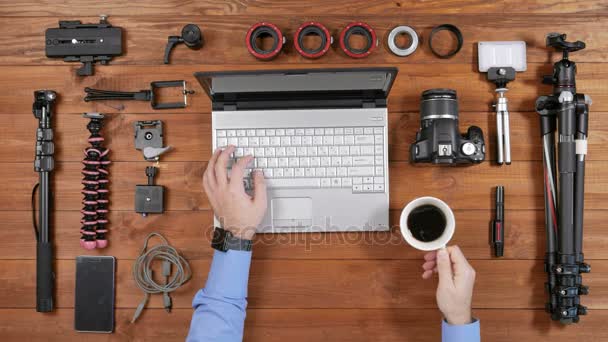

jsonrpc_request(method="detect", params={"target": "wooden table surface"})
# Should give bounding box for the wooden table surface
[1,1,607,341]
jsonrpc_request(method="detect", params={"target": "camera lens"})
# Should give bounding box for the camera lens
[420,88,459,121]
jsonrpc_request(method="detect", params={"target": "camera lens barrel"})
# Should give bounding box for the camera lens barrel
[420,88,459,121]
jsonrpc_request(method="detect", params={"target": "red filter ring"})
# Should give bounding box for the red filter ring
[246,22,285,60]
[339,22,378,58]
[293,22,332,59]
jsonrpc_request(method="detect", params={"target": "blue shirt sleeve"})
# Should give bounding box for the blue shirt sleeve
[186,250,252,342]
[442,318,480,342]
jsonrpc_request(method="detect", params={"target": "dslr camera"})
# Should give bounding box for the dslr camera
[410,89,486,164]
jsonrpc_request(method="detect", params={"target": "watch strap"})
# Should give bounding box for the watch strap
[212,227,252,252]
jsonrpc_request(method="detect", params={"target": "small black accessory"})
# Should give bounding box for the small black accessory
[131,233,191,323]
[45,14,123,76]
[32,90,57,313]
[410,89,485,164]
[80,112,111,250]
[135,166,164,217]
[387,26,419,57]
[428,24,463,59]
[246,22,285,60]
[537,33,591,325]
[491,186,505,257]
[293,22,332,59]
[164,24,203,64]
[84,80,195,110]
[211,227,253,252]
[75,256,115,333]
[134,120,172,161]
[339,22,378,58]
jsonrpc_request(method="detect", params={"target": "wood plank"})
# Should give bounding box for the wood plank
[0,309,608,342]
[0,64,606,115]
[3,209,608,260]
[0,259,605,309]
[0,14,607,65]
[1,308,608,342]
[2,0,607,17]
[2,160,608,211]
[2,111,607,163]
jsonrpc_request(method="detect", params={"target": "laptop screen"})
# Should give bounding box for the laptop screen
[194,68,398,110]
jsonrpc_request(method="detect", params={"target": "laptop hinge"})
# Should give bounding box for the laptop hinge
[362,100,377,108]
[223,103,237,111]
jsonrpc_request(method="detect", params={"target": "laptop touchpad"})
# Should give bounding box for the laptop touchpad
[271,197,312,228]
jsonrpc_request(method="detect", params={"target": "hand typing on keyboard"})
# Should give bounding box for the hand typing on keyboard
[203,146,267,240]
[216,126,386,193]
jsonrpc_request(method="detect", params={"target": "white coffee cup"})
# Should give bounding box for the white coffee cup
[399,197,455,251]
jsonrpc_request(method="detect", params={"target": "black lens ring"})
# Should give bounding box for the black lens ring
[250,26,279,55]
[429,24,463,59]
[343,26,373,54]
[422,88,457,100]
[297,26,328,55]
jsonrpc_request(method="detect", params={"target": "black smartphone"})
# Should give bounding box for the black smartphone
[74,256,116,333]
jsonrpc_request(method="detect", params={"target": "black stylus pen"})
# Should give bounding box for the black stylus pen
[492,186,505,257]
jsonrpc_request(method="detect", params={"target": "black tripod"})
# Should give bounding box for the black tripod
[536,33,591,324]
[32,90,57,312]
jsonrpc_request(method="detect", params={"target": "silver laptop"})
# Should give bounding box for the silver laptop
[195,68,398,233]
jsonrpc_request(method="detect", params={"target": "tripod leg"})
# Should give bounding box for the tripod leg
[496,109,504,164]
[503,109,511,164]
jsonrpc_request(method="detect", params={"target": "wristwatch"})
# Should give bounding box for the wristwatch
[211,227,253,252]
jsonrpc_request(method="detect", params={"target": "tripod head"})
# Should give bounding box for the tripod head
[33,90,57,126]
[543,34,586,94]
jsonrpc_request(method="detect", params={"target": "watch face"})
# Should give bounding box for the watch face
[211,227,228,252]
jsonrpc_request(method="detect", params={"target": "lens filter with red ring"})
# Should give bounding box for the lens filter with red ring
[246,22,285,60]
[339,22,378,58]
[293,22,332,59]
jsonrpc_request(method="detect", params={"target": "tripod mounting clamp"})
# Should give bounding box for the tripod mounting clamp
[487,67,516,88]
[45,14,123,76]
[134,120,171,161]
[546,33,586,53]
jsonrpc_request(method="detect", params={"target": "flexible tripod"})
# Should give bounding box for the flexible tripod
[536,33,591,324]
[32,90,57,312]
[80,113,111,249]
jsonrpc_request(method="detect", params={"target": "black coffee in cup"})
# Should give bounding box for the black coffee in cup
[407,204,447,242]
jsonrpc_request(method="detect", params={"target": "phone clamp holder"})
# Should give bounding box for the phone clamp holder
[164,24,204,64]
[135,166,164,217]
[84,80,194,110]
[134,120,171,161]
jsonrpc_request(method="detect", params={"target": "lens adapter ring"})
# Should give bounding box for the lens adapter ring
[387,26,419,57]
[246,22,285,60]
[339,22,378,58]
[428,24,463,59]
[294,22,332,59]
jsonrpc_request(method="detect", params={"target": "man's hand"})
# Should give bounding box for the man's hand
[203,146,268,240]
[421,246,476,325]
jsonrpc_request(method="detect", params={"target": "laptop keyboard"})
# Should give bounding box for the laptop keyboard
[215,126,386,193]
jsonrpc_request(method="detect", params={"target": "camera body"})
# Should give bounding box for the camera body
[410,89,485,164]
